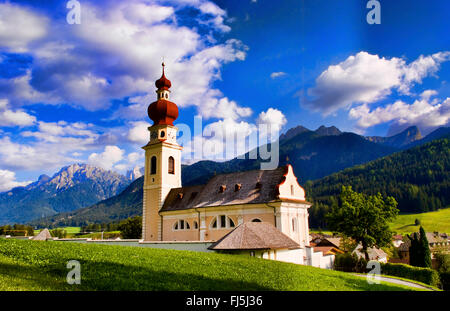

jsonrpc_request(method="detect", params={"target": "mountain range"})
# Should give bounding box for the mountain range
[28,125,450,228]
[0,164,130,224]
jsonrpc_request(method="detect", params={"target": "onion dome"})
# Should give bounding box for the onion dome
[147,99,179,126]
[155,62,171,90]
[148,63,178,126]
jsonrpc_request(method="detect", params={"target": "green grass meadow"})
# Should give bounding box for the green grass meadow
[0,238,417,291]
[35,227,81,235]
[389,208,450,234]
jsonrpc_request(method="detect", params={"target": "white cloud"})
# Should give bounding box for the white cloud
[88,145,125,170]
[199,95,252,120]
[270,72,286,79]
[0,136,78,171]
[127,121,150,144]
[349,92,450,135]
[305,51,450,115]
[256,108,287,133]
[0,1,249,119]
[0,169,31,192]
[0,3,48,53]
[0,99,36,127]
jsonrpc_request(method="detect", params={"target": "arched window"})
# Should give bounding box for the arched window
[173,219,191,231]
[251,218,262,223]
[210,215,235,229]
[291,185,294,196]
[168,156,175,174]
[193,221,198,229]
[150,156,157,175]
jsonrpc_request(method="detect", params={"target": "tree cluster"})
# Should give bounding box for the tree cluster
[0,224,34,236]
[326,186,399,260]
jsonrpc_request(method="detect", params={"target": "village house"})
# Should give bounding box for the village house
[140,64,334,268]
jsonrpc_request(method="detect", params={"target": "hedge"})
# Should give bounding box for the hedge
[440,272,450,291]
[380,262,440,287]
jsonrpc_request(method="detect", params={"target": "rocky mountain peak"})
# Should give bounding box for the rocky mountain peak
[315,125,342,136]
[126,166,144,181]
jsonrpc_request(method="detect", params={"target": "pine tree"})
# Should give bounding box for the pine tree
[408,232,421,267]
[419,226,432,268]
[408,226,432,268]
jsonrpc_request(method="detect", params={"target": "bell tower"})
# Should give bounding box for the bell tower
[142,63,182,241]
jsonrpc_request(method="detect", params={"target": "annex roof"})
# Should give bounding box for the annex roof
[208,222,300,250]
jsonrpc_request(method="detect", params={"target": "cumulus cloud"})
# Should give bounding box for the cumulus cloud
[0,3,48,53]
[0,136,78,171]
[88,145,125,170]
[127,121,151,144]
[349,91,450,135]
[0,99,36,127]
[256,108,287,134]
[0,0,249,118]
[270,72,286,79]
[0,169,32,192]
[305,51,450,115]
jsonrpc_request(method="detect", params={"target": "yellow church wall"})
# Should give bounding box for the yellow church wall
[160,205,278,241]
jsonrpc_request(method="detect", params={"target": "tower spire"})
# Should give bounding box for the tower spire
[148,62,178,126]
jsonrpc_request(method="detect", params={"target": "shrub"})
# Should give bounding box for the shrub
[50,228,67,239]
[434,251,450,273]
[118,216,142,239]
[334,253,359,272]
[414,218,421,226]
[380,262,440,287]
[439,272,450,291]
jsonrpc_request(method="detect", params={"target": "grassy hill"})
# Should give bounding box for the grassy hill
[389,208,450,234]
[0,238,415,291]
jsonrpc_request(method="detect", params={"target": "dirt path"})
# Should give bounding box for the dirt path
[353,274,437,291]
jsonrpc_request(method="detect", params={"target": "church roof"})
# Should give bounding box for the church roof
[208,222,300,250]
[160,166,298,212]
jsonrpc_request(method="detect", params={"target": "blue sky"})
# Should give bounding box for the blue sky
[0,0,449,190]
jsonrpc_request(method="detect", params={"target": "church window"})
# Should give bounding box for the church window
[291,185,294,196]
[173,219,191,231]
[211,218,217,228]
[251,218,262,223]
[210,215,235,229]
[292,218,297,232]
[229,218,235,228]
[150,156,157,175]
[168,156,175,174]
[193,221,198,229]
[220,215,226,228]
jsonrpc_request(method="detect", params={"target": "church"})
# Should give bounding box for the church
[141,64,334,269]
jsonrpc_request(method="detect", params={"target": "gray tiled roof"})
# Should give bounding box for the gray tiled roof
[32,228,52,241]
[161,166,293,212]
[208,222,300,250]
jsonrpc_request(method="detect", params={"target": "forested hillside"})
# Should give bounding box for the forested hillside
[305,136,450,228]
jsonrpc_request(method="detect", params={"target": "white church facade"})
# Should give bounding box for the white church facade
[141,64,334,269]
